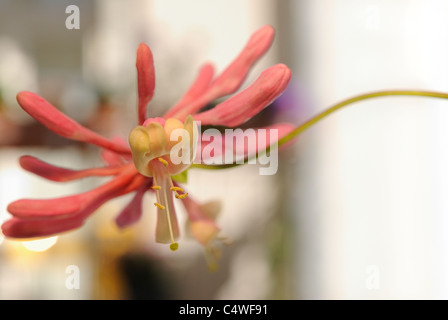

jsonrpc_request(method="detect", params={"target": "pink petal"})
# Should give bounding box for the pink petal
[136,43,156,124]
[120,171,146,194]
[163,63,214,118]
[8,164,138,219]
[77,170,144,223]
[8,196,85,220]
[16,91,131,154]
[2,183,114,238]
[170,25,275,120]
[198,123,295,164]
[115,181,149,228]
[193,64,291,127]
[101,149,125,166]
[1,216,85,239]
[208,25,275,96]
[20,155,124,182]
[1,173,144,238]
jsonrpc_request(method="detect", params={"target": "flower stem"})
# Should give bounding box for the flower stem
[192,90,448,170]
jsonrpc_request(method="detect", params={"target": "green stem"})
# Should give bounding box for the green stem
[191,90,448,170]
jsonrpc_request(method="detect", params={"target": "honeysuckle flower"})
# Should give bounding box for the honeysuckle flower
[1,25,294,262]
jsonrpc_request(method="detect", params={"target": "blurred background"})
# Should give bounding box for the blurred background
[0,0,447,299]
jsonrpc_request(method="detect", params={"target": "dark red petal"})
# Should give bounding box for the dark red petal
[115,181,150,228]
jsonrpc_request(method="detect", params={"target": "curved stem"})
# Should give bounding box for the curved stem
[191,90,448,170]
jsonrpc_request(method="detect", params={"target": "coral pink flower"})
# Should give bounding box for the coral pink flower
[1,25,293,262]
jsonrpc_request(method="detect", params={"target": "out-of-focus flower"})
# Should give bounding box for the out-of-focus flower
[1,25,294,266]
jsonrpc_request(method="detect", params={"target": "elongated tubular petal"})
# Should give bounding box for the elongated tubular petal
[163,63,214,118]
[19,155,124,182]
[8,164,138,219]
[193,64,291,127]
[3,181,125,238]
[101,149,126,166]
[1,216,85,239]
[137,43,156,124]
[170,25,275,120]
[115,181,150,228]
[8,196,83,220]
[1,173,144,238]
[120,172,147,194]
[198,123,295,164]
[16,92,131,154]
[208,25,275,96]
[77,171,144,221]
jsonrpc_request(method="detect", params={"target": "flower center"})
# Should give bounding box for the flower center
[128,115,197,251]
[128,115,197,177]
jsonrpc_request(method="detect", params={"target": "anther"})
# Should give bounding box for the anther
[175,193,188,199]
[154,202,165,210]
[170,186,184,192]
[151,185,161,190]
[158,157,169,167]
